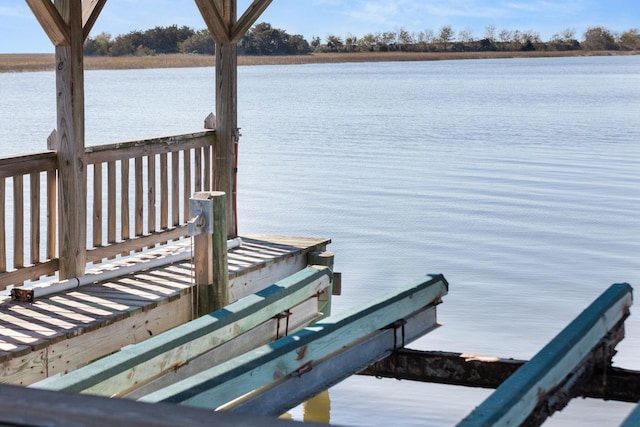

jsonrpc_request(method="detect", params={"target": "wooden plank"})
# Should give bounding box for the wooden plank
[85,226,186,263]
[107,161,116,247]
[25,0,71,46]
[159,153,168,231]
[0,260,59,287]
[183,150,191,225]
[37,266,331,395]
[171,151,180,226]
[360,349,640,403]
[135,157,143,237]
[203,144,212,190]
[46,295,192,379]
[194,148,202,192]
[0,383,299,427]
[125,296,321,399]
[139,274,448,408]
[46,170,56,262]
[0,177,5,273]
[226,306,438,416]
[0,349,47,385]
[13,175,24,269]
[81,0,106,40]
[231,0,273,42]
[55,0,86,279]
[84,132,214,164]
[458,283,633,427]
[147,154,156,234]
[0,152,58,179]
[121,159,130,244]
[92,163,102,249]
[30,172,41,264]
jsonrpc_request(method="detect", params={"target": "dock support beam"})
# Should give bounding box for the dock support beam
[27,0,108,279]
[456,283,633,427]
[54,0,87,279]
[195,0,273,238]
[192,191,229,316]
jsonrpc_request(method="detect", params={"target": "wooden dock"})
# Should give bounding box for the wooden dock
[0,235,331,386]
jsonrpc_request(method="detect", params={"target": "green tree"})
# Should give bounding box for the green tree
[356,33,379,52]
[619,29,640,50]
[179,29,215,54]
[325,34,344,52]
[438,25,454,51]
[582,27,617,50]
[84,32,112,56]
[241,22,310,55]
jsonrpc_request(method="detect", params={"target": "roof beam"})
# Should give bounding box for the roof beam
[82,0,107,41]
[231,0,272,43]
[25,0,71,46]
[194,0,230,44]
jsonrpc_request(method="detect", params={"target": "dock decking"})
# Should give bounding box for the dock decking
[0,235,330,386]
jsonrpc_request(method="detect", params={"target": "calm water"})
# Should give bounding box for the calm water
[1,55,639,426]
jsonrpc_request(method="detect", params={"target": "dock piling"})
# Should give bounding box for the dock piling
[190,191,229,316]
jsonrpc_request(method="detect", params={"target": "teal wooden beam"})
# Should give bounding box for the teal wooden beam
[621,402,640,427]
[458,282,633,427]
[224,305,440,415]
[139,274,448,409]
[35,266,332,396]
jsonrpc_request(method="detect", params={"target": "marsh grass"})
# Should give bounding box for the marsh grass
[1,50,637,73]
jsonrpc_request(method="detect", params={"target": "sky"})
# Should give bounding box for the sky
[0,0,638,53]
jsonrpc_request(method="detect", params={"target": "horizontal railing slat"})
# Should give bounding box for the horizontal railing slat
[84,131,215,164]
[0,152,58,178]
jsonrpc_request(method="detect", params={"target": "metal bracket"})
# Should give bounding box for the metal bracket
[187,195,214,236]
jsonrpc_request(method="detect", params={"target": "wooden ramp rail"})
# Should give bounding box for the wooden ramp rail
[0,382,319,427]
[34,266,333,397]
[139,274,448,414]
[455,282,633,427]
[621,403,640,427]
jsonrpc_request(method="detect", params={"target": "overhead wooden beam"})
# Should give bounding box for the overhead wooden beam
[139,274,448,409]
[231,0,273,43]
[457,283,633,427]
[25,0,71,46]
[81,0,107,41]
[194,0,231,44]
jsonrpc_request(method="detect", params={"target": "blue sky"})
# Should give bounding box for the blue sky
[1,0,638,53]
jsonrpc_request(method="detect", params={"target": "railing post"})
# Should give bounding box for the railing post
[190,191,229,317]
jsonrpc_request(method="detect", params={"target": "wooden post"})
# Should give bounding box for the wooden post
[55,0,86,279]
[194,191,229,316]
[196,0,273,238]
[308,250,336,317]
[214,0,238,238]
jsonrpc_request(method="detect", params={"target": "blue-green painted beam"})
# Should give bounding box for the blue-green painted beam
[139,274,449,409]
[458,282,633,427]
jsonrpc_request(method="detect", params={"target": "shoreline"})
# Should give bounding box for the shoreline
[1,50,638,73]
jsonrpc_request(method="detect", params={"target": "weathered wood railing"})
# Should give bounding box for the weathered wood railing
[0,130,215,291]
[0,152,58,287]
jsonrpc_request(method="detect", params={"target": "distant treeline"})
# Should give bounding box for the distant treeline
[83,22,640,57]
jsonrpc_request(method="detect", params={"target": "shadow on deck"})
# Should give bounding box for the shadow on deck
[0,235,330,385]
